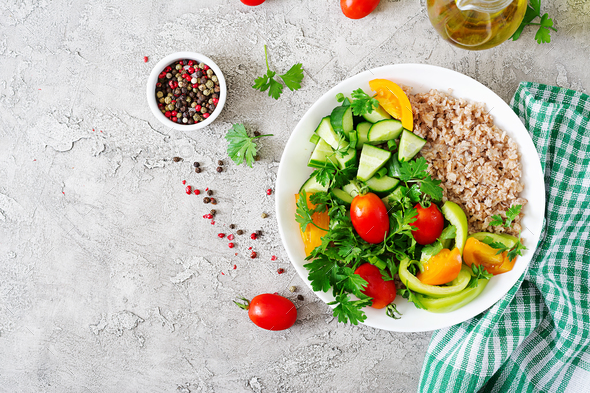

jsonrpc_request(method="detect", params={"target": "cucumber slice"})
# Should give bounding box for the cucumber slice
[362,104,392,123]
[331,188,354,205]
[308,138,338,169]
[315,117,347,150]
[299,172,328,193]
[398,129,427,162]
[309,134,320,145]
[366,176,400,196]
[387,154,403,178]
[357,144,391,182]
[335,143,358,169]
[330,106,354,135]
[368,119,403,143]
[356,122,372,149]
[343,180,362,198]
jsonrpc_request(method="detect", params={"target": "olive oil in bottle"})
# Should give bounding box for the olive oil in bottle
[427,0,527,50]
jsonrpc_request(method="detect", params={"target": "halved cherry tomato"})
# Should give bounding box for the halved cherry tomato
[463,237,516,275]
[236,294,297,330]
[354,263,396,309]
[340,0,380,19]
[240,0,265,5]
[412,203,444,245]
[351,193,390,244]
[417,247,462,285]
[369,79,414,131]
[295,193,330,256]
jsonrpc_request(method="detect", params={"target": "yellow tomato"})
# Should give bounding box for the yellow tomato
[369,79,414,131]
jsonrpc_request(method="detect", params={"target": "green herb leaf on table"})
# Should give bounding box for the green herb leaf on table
[252,45,304,99]
[225,124,272,167]
[511,0,556,44]
[350,88,379,116]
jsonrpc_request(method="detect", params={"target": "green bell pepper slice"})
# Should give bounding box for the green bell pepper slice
[469,232,518,248]
[415,279,489,313]
[399,258,471,298]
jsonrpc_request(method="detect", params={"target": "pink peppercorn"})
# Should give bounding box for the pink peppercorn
[203,113,210,119]
[194,189,200,195]
[228,243,234,248]
[266,189,272,195]
[227,234,235,241]
[185,186,192,195]
[218,233,225,238]
[250,233,257,240]
[271,255,277,261]
[182,180,186,185]
[143,56,149,63]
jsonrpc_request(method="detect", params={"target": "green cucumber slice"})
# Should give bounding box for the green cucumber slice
[309,134,320,145]
[331,188,354,205]
[357,144,391,182]
[330,106,354,136]
[356,122,372,149]
[299,172,328,193]
[343,180,362,198]
[469,232,518,249]
[362,104,392,123]
[368,119,403,143]
[308,138,338,169]
[365,176,400,196]
[335,143,357,169]
[398,129,427,162]
[315,117,347,151]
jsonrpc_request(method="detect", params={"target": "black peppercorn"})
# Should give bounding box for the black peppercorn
[256,230,262,237]
[209,104,216,111]
[254,131,261,137]
[195,167,202,173]
[210,209,216,215]
[229,224,235,229]
[217,160,223,166]
[237,230,244,235]
[203,197,211,204]
[193,162,200,167]
[207,190,213,196]
[297,295,304,301]
[216,166,223,173]
[172,157,182,162]
[210,198,217,205]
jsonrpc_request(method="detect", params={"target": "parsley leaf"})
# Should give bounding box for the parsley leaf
[507,238,528,261]
[399,157,429,182]
[337,267,368,298]
[329,293,372,325]
[295,190,329,233]
[304,255,336,293]
[350,88,379,116]
[399,287,426,310]
[225,124,272,167]
[420,175,443,201]
[489,214,504,227]
[505,205,522,228]
[479,234,528,262]
[467,264,493,289]
[313,168,334,188]
[252,45,304,99]
[280,63,304,91]
[422,225,457,257]
[511,0,556,44]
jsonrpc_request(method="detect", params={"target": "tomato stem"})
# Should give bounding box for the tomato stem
[233,297,251,310]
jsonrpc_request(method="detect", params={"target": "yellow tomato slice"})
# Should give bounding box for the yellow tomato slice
[295,193,329,256]
[369,79,414,131]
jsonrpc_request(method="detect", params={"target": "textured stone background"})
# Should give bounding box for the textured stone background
[0,0,588,392]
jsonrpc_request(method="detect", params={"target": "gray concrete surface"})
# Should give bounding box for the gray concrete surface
[0,0,588,392]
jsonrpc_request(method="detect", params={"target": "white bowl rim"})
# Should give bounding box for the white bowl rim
[274,63,546,332]
[145,51,227,131]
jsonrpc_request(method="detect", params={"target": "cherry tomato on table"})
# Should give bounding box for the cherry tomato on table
[340,0,381,19]
[354,263,396,309]
[235,294,297,330]
[411,203,444,245]
[351,192,390,244]
[240,0,265,6]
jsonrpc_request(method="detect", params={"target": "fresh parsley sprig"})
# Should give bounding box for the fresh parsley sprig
[481,235,528,262]
[512,0,556,44]
[421,225,457,258]
[396,157,443,204]
[225,124,272,167]
[252,45,304,99]
[467,264,494,289]
[350,89,379,116]
[295,190,329,232]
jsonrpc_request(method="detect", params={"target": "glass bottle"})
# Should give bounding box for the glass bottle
[427,0,528,50]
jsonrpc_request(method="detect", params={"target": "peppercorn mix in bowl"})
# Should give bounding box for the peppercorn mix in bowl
[146,52,227,131]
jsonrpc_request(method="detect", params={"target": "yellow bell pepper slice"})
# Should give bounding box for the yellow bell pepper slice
[399,258,471,298]
[295,193,330,256]
[369,79,414,131]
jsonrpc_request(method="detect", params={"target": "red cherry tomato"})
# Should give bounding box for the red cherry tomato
[241,294,297,330]
[240,0,265,5]
[350,193,390,244]
[354,263,396,309]
[340,0,381,19]
[411,203,444,245]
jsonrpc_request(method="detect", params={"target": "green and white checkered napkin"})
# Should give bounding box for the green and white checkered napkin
[418,82,590,393]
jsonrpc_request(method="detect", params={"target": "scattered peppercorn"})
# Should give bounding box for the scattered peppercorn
[288,286,297,292]
[237,230,244,235]
[297,295,304,301]
[194,189,200,195]
[207,190,213,196]
[217,160,223,165]
[253,131,261,136]
[256,230,262,237]
[210,209,216,215]
[250,233,257,240]
[266,189,272,195]
[254,155,261,162]
[195,167,202,173]
[250,251,257,259]
[143,56,149,63]
[216,166,223,173]
[271,255,277,261]
[173,156,182,162]
[228,243,234,249]
[277,268,285,274]
[185,185,192,195]
[193,162,200,167]
[261,212,268,218]
[227,234,235,241]
[229,224,236,229]
[203,197,211,204]
[210,198,217,205]
[218,233,225,238]
[182,180,186,185]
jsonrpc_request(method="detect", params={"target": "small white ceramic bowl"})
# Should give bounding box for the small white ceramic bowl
[146,52,227,131]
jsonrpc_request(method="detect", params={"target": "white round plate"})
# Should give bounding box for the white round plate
[275,64,545,332]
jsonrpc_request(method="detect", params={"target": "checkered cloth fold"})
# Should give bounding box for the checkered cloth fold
[418,82,590,393]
